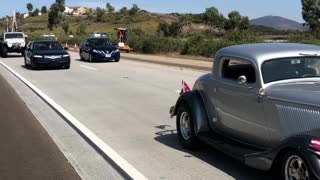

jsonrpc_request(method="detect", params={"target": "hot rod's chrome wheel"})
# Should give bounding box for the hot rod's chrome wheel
[179,112,191,140]
[284,155,309,180]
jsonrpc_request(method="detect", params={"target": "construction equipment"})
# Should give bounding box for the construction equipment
[114,28,133,53]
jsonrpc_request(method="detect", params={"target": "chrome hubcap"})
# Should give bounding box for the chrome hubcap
[285,155,309,180]
[179,112,191,140]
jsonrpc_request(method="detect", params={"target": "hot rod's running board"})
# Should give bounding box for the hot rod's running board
[197,132,272,170]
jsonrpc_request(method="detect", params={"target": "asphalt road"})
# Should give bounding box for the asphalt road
[0,71,81,180]
[0,52,273,180]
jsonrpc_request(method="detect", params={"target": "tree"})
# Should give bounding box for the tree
[48,3,60,30]
[95,7,105,22]
[129,4,140,15]
[158,21,182,37]
[106,3,115,13]
[203,7,225,29]
[169,22,182,37]
[41,6,47,14]
[55,0,65,13]
[33,8,40,16]
[62,20,69,34]
[119,7,128,14]
[158,22,170,36]
[302,0,320,32]
[27,3,33,15]
[224,11,249,31]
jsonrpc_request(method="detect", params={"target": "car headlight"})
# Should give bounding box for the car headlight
[33,55,43,58]
[114,49,120,53]
[63,54,70,57]
[93,49,99,53]
[21,42,25,47]
[7,42,12,47]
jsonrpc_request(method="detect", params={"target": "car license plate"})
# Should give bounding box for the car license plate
[105,54,111,58]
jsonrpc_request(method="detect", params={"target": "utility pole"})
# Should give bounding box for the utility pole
[12,10,17,32]
[6,17,9,32]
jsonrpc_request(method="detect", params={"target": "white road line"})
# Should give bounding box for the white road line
[0,61,148,180]
[80,65,98,71]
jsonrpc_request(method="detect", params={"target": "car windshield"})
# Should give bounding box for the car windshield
[262,57,320,83]
[87,38,112,46]
[33,41,63,51]
[5,33,24,39]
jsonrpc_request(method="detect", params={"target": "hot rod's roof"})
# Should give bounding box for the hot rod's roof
[216,43,320,65]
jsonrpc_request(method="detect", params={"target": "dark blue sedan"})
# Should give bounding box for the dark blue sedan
[79,37,120,62]
[24,40,70,70]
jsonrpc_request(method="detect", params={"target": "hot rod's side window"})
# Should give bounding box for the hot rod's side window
[221,59,256,83]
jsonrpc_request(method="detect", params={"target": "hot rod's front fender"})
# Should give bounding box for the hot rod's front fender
[170,91,210,135]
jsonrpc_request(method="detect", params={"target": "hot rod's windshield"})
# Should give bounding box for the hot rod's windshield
[262,57,320,83]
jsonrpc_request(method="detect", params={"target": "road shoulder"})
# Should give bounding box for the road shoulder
[0,73,81,180]
[0,65,125,180]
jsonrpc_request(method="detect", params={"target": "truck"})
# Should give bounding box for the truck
[0,32,27,58]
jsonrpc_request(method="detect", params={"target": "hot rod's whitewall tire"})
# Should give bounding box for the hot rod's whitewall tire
[176,103,198,149]
[282,151,315,180]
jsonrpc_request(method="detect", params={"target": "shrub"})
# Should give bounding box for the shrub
[128,34,183,54]
[181,31,261,57]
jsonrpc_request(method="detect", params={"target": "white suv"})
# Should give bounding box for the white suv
[0,32,27,57]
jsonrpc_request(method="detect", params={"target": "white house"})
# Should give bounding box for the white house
[23,13,29,19]
[64,6,74,15]
[64,6,88,16]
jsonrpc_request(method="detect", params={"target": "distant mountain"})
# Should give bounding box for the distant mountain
[250,16,307,30]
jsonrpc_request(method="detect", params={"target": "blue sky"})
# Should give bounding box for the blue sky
[1,0,304,22]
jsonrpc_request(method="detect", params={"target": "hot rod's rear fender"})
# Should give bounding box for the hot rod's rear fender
[245,134,320,179]
[171,91,210,135]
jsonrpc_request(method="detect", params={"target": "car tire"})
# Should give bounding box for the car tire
[64,65,70,69]
[282,150,315,180]
[21,51,24,57]
[24,56,29,68]
[30,60,37,70]
[115,57,120,62]
[176,103,198,149]
[1,46,7,58]
[89,53,93,62]
[79,51,84,61]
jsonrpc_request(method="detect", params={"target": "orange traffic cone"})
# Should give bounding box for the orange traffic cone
[65,42,69,49]
[74,43,79,51]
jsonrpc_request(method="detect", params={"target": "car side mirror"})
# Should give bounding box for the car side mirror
[64,47,69,50]
[237,75,247,85]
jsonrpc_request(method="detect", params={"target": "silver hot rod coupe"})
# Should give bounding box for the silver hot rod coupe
[170,43,320,180]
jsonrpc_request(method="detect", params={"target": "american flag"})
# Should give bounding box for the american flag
[180,80,191,95]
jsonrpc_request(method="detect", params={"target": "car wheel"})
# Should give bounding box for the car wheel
[1,46,7,57]
[30,60,37,70]
[115,57,120,62]
[79,51,84,61]
[24,56,29,68]
[282,151,314,180]
[64,65,70,69]
[176,103,198,149]
[89,53,93,62]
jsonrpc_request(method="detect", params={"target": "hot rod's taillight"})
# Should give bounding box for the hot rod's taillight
[309,138,320,155]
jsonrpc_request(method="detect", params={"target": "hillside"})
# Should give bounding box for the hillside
[250,16,306,30]
[18,13,160,39]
